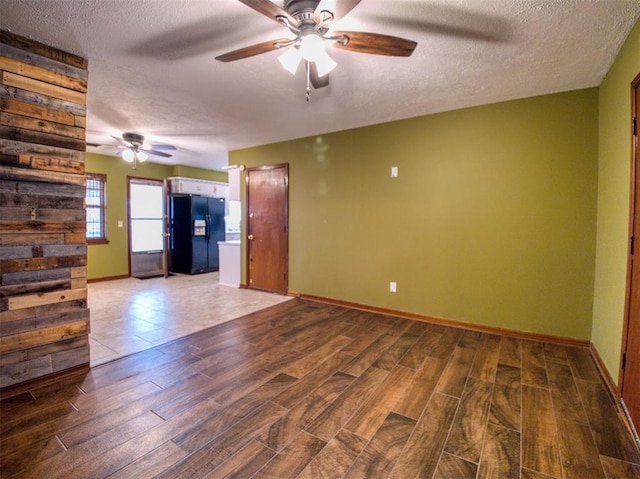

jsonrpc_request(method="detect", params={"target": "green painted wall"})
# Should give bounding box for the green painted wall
[85,153,227,280]
[592,19,640,382]
[231,88,599,340]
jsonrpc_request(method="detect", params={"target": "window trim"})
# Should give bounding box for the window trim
[86,172,108,244]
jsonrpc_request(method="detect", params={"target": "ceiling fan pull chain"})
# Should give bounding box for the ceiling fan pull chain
[306,60,311,102]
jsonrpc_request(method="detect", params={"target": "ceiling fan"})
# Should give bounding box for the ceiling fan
[216,0,417,100]
[88,132,177,169]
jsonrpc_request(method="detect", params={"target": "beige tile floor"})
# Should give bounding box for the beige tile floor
[88,272,292,367]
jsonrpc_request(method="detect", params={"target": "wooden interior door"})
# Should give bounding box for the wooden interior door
[623,73,640,432]
[246,164,288,293]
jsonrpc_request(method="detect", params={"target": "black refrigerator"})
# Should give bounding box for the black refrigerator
[170,195,225,274]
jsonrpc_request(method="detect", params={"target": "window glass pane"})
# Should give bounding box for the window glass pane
[86,173,106,241]
[131,219,163,252]
[130,184,163,218]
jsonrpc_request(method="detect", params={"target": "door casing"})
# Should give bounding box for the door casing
[621,71,640,434]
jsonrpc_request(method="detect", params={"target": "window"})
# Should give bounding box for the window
[86,172,107,243]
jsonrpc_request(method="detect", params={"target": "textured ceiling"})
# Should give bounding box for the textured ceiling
[2,0,639,170]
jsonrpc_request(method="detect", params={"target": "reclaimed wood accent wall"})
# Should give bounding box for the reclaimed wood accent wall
[0,30,90,388]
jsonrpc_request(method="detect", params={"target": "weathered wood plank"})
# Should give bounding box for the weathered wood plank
[0,153,84,174]
[0,164,85,185]
[7,287,86,311]
[0,278,72,299]
[0,125,85,151]
[1,206,84,221]
[0,97,76,125]
[0,254,86,274]
[0,85,86,118]
[0,179,85,197]
[1,111,85,140]
[1,71,86,104]
[0,319,89,354]
[0,233,64,245]
[0,30,88,69]
[0,57,87,92]
[0,44,88,81]
[0,138,85,160]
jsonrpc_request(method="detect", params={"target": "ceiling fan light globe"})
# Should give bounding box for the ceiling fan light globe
[300,33,326,62]
[278,47,302,75]
[121,149,135,162]
[137,151,148,162]
[314,49,337,77]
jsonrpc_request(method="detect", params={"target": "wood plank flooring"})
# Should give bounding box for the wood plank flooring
[1,299,639,478]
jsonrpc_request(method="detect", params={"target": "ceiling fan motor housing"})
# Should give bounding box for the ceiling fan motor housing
[122,132,145,147]
[285,0,322,23]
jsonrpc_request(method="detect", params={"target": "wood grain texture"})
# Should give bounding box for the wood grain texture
[444,376,493,463]
[478,423,520,479]
[522,385,563,477]
[1,299,638,478]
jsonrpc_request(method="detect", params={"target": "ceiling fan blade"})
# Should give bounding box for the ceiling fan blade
[149,143,176,151]
[309,63,330,89]
[109,134,127,145]
[237,0,296,25]
[331,31,417,57]
[313,0,362,23]
[215,38,291,62]
[148,149,172,158]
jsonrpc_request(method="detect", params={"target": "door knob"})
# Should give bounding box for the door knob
[248,234,254,240]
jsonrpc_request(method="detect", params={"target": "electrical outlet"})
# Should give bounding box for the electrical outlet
[390,281,397,293]
[391,166,398,178]
[118,220,123,228]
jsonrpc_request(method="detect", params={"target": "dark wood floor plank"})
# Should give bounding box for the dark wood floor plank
[16,410,165,479]
[600,455,640,479]
[566,346,602,382]
[522,341,549,387]
[429,326,464,361]
[488,364,521,431]
[271,352,353,409]
[478,423,520,479]
[522,385,563,478]
[546,360,589,425]
[556,418,606,479]
[298,429,368,479]
[344,412,416,478]
[576,378,640,464]
[389,392,459,479]
[394,356,447,420]
[436,345,477,398]
[282,334,352,378]
[433,452,478,479]
[106,440,188,479]
[543,343,569,364]
[344,365,415,440]
[498,336,521,367]
[253,431,326,479]
[259,372,354,452]
[0,435,66,477]
[205,440,275,479]
[444,376,493,463]
[342,331,404,377]
[372,321,428,371]
[398,326,442,369]
[221,372,298,419]
[52,397,222,479]
[521,468,560,479]
[305,366,389,442]
[469,333,501,382]
[156,401,287,478]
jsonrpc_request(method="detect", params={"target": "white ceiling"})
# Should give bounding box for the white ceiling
[2,0,640,171]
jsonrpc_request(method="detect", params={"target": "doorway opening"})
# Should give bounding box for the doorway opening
[128,177,166,279]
